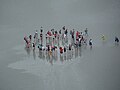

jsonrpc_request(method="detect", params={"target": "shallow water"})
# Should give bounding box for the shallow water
[0,26,120,90]
[1,0,120,90]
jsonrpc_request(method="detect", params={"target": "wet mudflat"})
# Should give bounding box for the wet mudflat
[1,0,120,90]
[0,26,120,90]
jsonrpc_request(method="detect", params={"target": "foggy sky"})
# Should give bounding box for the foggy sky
[0,1,120,90]
[0,0,120,39]
[1,0,120,27]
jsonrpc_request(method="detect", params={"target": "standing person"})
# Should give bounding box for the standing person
[60,47,63,54]
[52,37,55,47]
[115,36,119,45]
[63,26,65,30]
[59,29,62,41]
[35,30,38,39]
[57,34,60,46]
[72,29,75,44]
[33,43,35,51]
[34,30,38,44]
[46,34,48,46]
[89,39,92,49]
[40,28,43,45]
[101,35,105,41]
[69,44,72,51]
[65,29,68,36]
[24,36,29,45]
[76,31,79,42]
[101,35,107,45]
[29,34,32,47]
[59,30,61,34]
[78,36,82,47]
[47,45,50,52]
[84,28,88,36]
[29,34,32,41]
[51,29,54,35]
[64,46,66,53]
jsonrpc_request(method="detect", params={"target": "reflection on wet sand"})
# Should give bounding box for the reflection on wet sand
[33,49,36,60]
[24,47,31,57]
[24,46,84,65]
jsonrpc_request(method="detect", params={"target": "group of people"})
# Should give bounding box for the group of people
[24,26,91,51]
[24,26,119,62]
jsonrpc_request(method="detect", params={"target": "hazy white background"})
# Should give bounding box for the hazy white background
[0,0,120,90]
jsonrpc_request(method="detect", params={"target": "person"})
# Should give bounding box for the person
[65,29,68,36]
[84,28,88,35]
[24,36,29,45]
[35,30,38,39]
[29,34,32,41]
[115,36,119,44]
[51,29,54,35]
[34,30,38,44]
[78,37,82,47]
[40,33,43,44]
[47,45,50,51]
[40,27,43,33]
[89,39,92,49]
[72,29,75,44]
[76,31,79,42]
[38,44,42,51]
[64,46,66,53]
[24,36,30,48]
[59,30,61,34]
[33,43,35,51]
[63,26,65,30]
[101,35,105,41]
[60,47,63,54]
[69,44,71,51]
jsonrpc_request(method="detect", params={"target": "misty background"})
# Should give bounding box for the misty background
[0,0,120,90]
[1,0,120,45]
[1,0,120,28]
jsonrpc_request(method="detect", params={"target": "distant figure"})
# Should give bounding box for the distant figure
[40,27,43,33]
[62,26,65,30]
[69,44,72,51]
[101,35,105,41]
[115,36,119,45]
[33,43,35,51]
[24,36,30,48]
[38,44,42,51]
[64,47,66,53]
[35,30,38,39]
[29,34,32,41]
[76,31,79,42]
[72,29,75,43]
[60,47,63,54]
[89,39,92,49]
[59,30,61,34]
[51,29,54,35]
[65,29,68,36]
[24,36,29,45]
[84,28,88,36]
